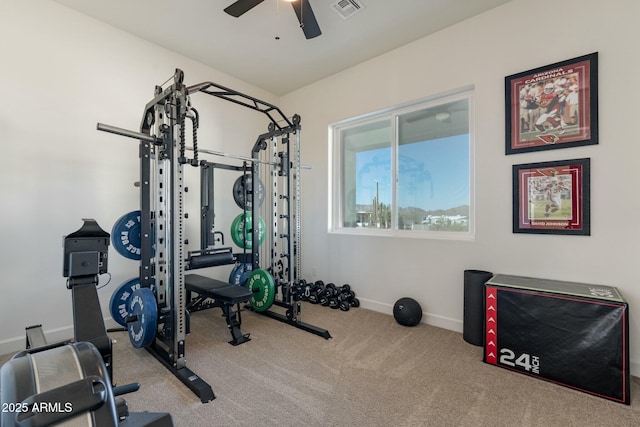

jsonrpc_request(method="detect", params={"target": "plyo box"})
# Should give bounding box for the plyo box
[484,274,630,404]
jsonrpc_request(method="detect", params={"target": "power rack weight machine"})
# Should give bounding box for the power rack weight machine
[98,69,329,403]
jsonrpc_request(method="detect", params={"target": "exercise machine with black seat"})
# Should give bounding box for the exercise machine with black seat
[0,219,173,426]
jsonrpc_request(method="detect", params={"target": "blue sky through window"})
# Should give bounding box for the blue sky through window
[356,134,469,211]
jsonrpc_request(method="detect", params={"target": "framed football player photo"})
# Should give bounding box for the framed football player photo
[513,158,590,235]
[505,52,598,155]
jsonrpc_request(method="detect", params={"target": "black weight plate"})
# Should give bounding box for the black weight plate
[232,174,265,210]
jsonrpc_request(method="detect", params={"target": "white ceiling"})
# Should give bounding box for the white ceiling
[52,0,511,95]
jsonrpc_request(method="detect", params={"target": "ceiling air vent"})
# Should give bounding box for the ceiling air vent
[331,0,365,20]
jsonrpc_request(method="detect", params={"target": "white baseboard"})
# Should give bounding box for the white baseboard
[359,298,639,377]
[0,318,121,358]
[4,308,638,380]
[359,298,463,333]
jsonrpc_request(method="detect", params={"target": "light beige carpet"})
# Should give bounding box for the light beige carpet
[2,303,639,426]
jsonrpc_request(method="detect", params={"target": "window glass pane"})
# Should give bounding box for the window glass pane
[341,119,391,228]
[397,99,470,232]
[397,135,469,231]
[330,88,473,238]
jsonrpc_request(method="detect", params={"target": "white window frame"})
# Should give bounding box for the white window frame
[328,86,475,240]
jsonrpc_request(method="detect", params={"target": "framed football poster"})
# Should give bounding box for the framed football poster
[505,53,598,154]
[512,158,590,235]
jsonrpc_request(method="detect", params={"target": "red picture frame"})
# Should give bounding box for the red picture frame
[513,158,590,235]
[505,53,598,154]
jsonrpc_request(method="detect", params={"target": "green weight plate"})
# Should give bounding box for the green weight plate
[248,269,275,312]
[230,214,245,248]
[230,213,266,249]
[253,216,266,248]
[128,287,158,349]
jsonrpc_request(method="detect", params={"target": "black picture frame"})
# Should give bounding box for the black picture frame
[513,158,590,235]
[505,53,598,155]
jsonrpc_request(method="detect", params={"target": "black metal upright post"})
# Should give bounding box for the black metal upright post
[138,69,215,403]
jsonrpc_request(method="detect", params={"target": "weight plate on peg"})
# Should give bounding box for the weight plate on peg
[127,287,158,349]
[232,174,265,210]
[230,213,266,249]
[247,269,275,312]
[109,278,156,327]
[229,263,253,287]
[229,264,240,284]
[111,211,155,260]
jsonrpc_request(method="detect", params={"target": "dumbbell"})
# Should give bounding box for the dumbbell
[339,300,350,311]
[290,279,307,301]
[336,290,351,302]
[308,282,325,304]
[339,284,351,294]
[323,283,338,298]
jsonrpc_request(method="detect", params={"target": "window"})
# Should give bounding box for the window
[329,87,474,239]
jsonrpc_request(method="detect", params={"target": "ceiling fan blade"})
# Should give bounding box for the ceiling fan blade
[224,0,265,18]
[291,0,321,39]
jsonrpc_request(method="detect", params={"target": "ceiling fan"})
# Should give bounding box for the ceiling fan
[224,0,322,39]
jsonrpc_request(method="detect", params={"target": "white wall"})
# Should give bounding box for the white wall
[282,0,640,374]
[0,0,277,353]
[3,0,639,377]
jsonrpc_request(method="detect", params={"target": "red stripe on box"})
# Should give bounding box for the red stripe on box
[485,286,498,364]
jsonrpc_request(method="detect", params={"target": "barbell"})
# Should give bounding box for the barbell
[96,123,311,169]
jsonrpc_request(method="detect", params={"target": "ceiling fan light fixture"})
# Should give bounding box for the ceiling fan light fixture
[225,0,321,39]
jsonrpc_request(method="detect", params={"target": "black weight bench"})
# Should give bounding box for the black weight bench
[185,274,253,346]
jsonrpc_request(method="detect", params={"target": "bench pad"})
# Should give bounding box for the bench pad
[185,274,252,305]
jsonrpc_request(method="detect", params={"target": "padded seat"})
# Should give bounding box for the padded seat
[209,284,254,304]
[184,274,253,346]
[185,274,231,292]
[185,274,252,303]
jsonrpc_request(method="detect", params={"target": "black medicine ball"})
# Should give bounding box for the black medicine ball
[393,298,422,327]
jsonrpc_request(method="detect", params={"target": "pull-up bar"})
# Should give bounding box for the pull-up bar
[187,81,294,130]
